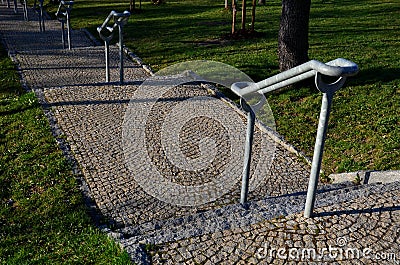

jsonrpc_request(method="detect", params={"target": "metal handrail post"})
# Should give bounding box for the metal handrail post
[7,0,10,9]
[61,21,65,48]
[304,91,333,217]
[105,40,110,82]
[118,23,124,84]
[66,10,71,50]
[39,2,43,32]
[38,0,45,32]
[22,0,29,21]
[113,11,130,84]
[13,0,17,14]
[240,99,255,205]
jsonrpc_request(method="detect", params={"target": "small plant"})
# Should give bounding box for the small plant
[143,243,159,252]
[320,171,331,184]
[353,172,362,185]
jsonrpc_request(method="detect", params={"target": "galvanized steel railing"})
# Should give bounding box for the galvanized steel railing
[6,0,17,14]
[33,0,45,32]
[20,0,28,21]
[5,0,31,22]
[55,0,74,49]
[97,10,131,84]
[230,58,359,218]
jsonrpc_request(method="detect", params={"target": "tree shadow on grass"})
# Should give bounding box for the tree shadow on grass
[353,67,400,86]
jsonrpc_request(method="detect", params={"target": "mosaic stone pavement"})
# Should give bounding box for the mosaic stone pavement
[1,2,399,264]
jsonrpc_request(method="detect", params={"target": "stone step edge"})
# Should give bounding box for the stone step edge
[10,37,105,55]
[118,181,399,247]
[0,2,51,20]
[118,181,398,265]
[331,170,400,185]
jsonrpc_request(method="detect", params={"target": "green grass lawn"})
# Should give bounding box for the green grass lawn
[0,0,400,264]
[0,47,131,264]
[59,0,399,175]
[0,0,397,262]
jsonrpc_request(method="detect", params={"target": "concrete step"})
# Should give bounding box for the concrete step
[1,20,97,52]
[0,2,37,21]
[0,1,97,52]
[331,170,400,185]
[14,46,149,88]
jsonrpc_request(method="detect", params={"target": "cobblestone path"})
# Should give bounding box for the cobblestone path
[1,2,399,264]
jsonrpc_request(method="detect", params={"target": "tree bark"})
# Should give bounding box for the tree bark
[232,0,237,34]
[241,0,246,31]
[130,0,135,11]
[250,0,256,32]
[278,0,311,72]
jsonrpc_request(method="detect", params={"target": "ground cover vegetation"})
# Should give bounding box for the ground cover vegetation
[0,46,131,264]
[1,0,398,262]
[61,0,399,175]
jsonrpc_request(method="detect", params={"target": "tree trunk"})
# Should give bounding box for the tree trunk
[232,0,237,34]
[241,0,246,31]
[278,0,311,72]
[130,0,135,11]
[250,0,256,32]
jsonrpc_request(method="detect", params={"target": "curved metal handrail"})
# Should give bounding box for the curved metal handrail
[97,10,131,84]
[17,0,28,20]
[56,0,74,49]
[231,58,359,97]
[55,0,74,21]
[230,58,359,218]
[32,0,45,32]
[97,10,130,42]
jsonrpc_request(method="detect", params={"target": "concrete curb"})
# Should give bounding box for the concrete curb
[331,170,400,185]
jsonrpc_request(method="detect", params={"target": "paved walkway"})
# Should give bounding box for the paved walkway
[1,3,399,264]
